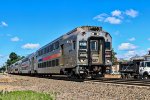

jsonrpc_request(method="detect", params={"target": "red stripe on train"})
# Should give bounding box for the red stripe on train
[43,53,61,61]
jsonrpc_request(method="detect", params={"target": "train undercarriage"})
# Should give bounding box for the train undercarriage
[62,65,113,79]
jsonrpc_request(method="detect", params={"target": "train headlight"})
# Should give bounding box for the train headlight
[80,59,84,62]
[91,33,98,35]
[107,60,110,63]
[80,59,85,63]
[106,60,112,65]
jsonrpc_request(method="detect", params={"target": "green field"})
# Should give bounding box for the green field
[0,90,55,100]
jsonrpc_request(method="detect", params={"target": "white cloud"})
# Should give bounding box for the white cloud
[148,48,150,50]
[93,13,108,22]
[118,43,137,50]
[129,37,136,41]
[0,55,8,59]
[124,50,137,59]
[139,50,147,56]
[11,37,20,42]
[0,21,8,27]
[111,10,122,17]
[0,55,9,67]
[104,17,121,24]
[117,50,146,60]
[22,43,40,49]
[125,9,138,18]
[93,14,122,24]
[0,55,4,58]
[93,9,138,24]
[117,51,137,60]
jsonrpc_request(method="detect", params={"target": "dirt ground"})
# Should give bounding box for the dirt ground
[0,74,150,100]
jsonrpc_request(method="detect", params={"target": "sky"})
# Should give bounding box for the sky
[0,0,150,66]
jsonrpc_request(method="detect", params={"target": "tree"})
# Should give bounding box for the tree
[0,65,6,73]
[6,59,11,67]
[6,52,24,66]
[9,52,18,61]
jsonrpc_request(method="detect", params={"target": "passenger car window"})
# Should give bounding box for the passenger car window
[51,44,54,51]
[73,41,76,50]
[79,41,87,49]
[49,61,51,67]
[44,48,46,54]
[52,60,55,67]
[90,40,98,51]
[49,45,53,52]
[105,42,110,50]
[55,41,59,49]
[56,59,59,66]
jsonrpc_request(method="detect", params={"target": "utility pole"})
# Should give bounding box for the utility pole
[5,64,8,74]
[2,64,5,74]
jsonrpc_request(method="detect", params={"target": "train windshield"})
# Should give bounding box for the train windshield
[90,40,98,51]
[146,62,150,67]
[79,41,87,49]
[105,42,110,50]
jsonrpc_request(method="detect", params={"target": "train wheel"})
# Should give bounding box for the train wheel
[134,75,138,79]
[143,74,149,80]
[67,71,75,79]
[121,74,125,79]
[127,74,131,79]
[79,74,87,79]
[49,74,52,77]
[91,73,99,80]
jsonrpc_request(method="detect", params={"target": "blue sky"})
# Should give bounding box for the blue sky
[0,0,150,66]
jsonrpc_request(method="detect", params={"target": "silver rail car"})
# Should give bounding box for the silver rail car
[8,64,14,74]
[9,60,22,74]
[8,26,112,79]
[35,26,112,78]
[20,53,36,74]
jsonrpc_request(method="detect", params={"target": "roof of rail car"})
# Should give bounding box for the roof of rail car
[22,53,35,59]
[36,26,111,51]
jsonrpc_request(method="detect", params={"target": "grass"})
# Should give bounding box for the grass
[0,90,55,100]
[0,73,4,75]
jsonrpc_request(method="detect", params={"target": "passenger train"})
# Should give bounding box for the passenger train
[8,26,112,79]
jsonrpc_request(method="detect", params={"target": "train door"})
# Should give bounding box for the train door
[88,37,104,65]
[60,44,64,65]
[88,37,105,73]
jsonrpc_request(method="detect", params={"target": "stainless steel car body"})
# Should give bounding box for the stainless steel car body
[8,26,112,78]
[35,26,112,77]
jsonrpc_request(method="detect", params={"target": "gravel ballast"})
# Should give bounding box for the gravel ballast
[1,75,150,100]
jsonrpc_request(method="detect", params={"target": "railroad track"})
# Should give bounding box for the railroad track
[47,75,150,87]
[10,74,150,87]
[86,79,150,87]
